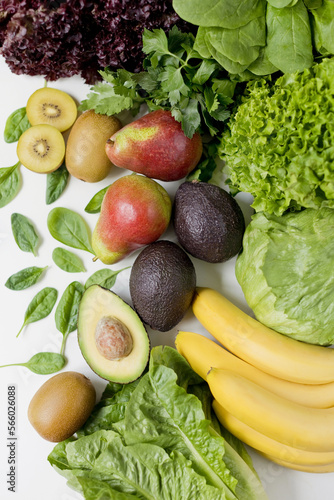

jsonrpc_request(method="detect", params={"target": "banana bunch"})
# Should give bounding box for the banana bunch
[176,287,334,472]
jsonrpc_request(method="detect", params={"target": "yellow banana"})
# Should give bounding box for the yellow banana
[192,287,334,385]
[260,454,334,473]
[212,400,334,467]
[176,331,334,409]
[207,368,334,453]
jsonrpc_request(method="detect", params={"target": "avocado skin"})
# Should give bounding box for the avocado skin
[173,181,245,263]
[129,240,196,332]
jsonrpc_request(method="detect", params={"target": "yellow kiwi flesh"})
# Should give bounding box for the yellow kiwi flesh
[26,87,77,132]
[28,371,96,442]
[65,110,122,182]
[17,124,65,173]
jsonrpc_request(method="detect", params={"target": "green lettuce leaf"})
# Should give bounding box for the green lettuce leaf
[220,57,334,215]
[236,209,334,345]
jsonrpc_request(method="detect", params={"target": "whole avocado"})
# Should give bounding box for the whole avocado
[129,240,196,332]
[173,181,245,263]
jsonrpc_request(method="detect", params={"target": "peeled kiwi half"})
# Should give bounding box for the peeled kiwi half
[17,124,65,173]
[26,88,77,132]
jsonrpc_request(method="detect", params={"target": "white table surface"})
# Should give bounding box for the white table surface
[0,56,333,500]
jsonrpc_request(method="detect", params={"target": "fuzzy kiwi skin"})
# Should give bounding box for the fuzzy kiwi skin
[28,371,96,442]
[66,110,122,182]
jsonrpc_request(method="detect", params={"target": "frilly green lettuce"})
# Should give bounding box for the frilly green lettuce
[235,208,334,345]
[220,57,334,216]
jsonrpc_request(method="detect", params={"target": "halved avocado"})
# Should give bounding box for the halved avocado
[77,285,150,383]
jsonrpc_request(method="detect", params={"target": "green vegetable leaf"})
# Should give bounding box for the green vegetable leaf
[117,363,237,497]
[5,266,47,291]
[4,107,30,143]
[266,1,314,73]
[142,28,169,56]
[84,185,110,214]
[172,0,266,29]
[47,207,94,254]
[80,83,138,116]
[61,431,226,500]
[0,162,21,209]
[267,0,299,6]
[46,163,69,205]
[55,281,84,356]
[52,248,86,273]
[0,352,65,374]
[17,287,58,337]
[159,66,189,96]
[173,98,201,139]
[11,212,39,256]
[311,0,334,53]
[192,59,218,85]
[85,267,130,290]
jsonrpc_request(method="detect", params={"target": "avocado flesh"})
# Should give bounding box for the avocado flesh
[77,285,150,383]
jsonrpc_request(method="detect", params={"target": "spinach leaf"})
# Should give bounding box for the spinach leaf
[4,107,30,143]
[0,162,21,209]
[5,266,47,291]
[0,352,65,374]
[267,0,299,6]
[85,267,130,290]
[47,207,94,254]
[46,163,69,205]
[172,0,266,29]
[266,1,314,73]
[84,185,110,214]
[311,0,334,53]
[204,17,266,67]
[11,212,39,256]
[55,281,84,355]
[17,287,58,337]
[52,247,86,273]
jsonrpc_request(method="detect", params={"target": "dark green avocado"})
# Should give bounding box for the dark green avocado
[77,285,150,384]
[129,240,196,332]
[173,181,245,263]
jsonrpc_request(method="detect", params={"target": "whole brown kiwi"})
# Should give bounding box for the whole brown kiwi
[65,110,121,182]
[28,371,96,442]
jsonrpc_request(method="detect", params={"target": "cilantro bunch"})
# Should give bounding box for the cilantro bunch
[80,27,236,140]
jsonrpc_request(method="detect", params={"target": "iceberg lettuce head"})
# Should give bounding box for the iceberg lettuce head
[235,208,334,345]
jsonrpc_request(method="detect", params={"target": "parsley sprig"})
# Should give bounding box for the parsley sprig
[80,27,235,140]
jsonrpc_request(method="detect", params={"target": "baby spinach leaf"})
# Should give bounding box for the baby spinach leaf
[311,0,334,53]
[85,185,110,214]
[172,0,266,29]
[266,1,314,73]
[0,352,65,374]
[267,0,298,6]
[5,266,48,291]
[11,212,39,256]
[85,267,130,290]
[47,207,94,254]
[55,281,84,355]
[17,287,58,337]
[46,163,69,205]
[4,107,30,143]
[0,162,21,208]
[52,247,86,273]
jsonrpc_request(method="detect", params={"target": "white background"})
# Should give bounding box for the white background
[0,56,333,500]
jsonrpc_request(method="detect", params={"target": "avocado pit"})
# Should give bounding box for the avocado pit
[95,316,133,361]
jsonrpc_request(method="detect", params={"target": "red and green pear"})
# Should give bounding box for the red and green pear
[105,110,202,182]
[92,174,172,264]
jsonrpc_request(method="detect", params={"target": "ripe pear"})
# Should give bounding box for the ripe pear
[92,174,172,264]
[105,110,203,181]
